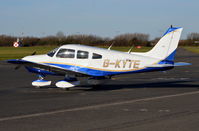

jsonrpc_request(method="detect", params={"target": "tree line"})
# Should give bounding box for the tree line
[0,32,199,47]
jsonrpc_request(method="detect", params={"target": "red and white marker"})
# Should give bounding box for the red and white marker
[13,42,19,47]
[136,46,142,49]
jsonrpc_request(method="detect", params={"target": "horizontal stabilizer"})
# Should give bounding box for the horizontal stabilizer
[147,62,191,68]
[173,62,191,66]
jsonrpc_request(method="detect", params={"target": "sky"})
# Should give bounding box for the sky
[0,0,199,39]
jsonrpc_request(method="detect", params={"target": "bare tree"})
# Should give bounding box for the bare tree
[187,33,199,40]
[66,34,105,45]
[56,31,65,38]
[114,33,149,41]
[113,33,149,46]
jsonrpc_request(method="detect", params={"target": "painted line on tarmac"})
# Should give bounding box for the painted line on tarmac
[1,90,199,122]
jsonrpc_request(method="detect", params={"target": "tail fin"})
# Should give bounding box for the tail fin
[146,26,183,61]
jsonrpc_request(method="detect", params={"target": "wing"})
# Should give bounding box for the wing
[7,59,89,77]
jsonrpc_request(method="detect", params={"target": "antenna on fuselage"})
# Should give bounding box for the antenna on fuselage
[108,41,115,50]
[127,46,134,54]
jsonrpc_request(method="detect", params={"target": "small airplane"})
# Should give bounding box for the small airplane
[7,26,190,89]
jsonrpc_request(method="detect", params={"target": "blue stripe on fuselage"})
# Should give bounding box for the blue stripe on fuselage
[25,63,172,77]
[44,63,171,76]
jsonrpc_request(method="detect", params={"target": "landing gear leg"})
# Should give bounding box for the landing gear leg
[35,75,44,88]
[38,74,44,80]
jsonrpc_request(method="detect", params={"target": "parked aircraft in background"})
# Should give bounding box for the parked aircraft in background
[7,26,190,89]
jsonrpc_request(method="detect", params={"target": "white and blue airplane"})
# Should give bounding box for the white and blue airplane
[8,26,190,89]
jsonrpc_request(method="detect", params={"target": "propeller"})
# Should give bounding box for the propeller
[14,65,21,70]
[31,51,36,55]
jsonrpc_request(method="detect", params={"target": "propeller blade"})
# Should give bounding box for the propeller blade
[14,65,21,70]
[31,51,36,55]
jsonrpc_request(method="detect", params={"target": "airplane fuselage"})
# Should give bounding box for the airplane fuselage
[22,44,170,76]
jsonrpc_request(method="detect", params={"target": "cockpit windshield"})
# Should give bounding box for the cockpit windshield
[47,48,59,57]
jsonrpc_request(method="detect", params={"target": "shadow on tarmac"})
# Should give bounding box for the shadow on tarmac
[33,80,199,92]
[85,80,199,91]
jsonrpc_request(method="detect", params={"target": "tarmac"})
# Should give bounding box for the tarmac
[0,48,198,131]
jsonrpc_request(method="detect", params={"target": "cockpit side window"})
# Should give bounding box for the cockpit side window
[56,49,75,58]
[47,48,59,57]
[77,50,89,59]
[92,53,102,59]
